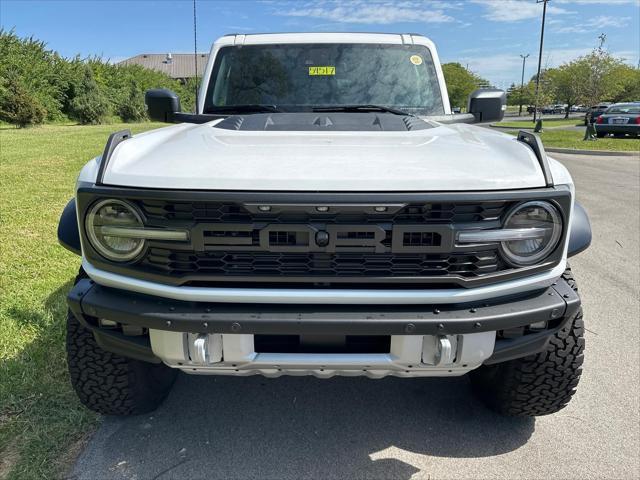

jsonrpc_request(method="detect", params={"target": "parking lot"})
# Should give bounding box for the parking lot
[71,152,639,480]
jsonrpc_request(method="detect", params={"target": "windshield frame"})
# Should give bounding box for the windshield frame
[202,42,446,116]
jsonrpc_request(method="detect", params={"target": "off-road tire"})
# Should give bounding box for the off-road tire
[470,266,585,417]
[66,273,177,415]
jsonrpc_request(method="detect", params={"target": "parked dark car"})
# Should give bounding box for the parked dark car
[541,104,566,114]
[585,103,612,125]
[595,102,640,138]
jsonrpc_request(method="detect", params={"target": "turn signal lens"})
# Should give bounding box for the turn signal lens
[596,115,604,124]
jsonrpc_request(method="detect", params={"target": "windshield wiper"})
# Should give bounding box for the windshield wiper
[206,104,282,114]
[312,104,412,116]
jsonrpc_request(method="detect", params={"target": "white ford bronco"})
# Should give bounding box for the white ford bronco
[58,33,591,417]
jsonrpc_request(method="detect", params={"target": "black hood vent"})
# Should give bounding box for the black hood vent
[214,112,432,132]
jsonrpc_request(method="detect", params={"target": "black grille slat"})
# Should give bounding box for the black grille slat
[137,200,509,224]
[142,251,500,278]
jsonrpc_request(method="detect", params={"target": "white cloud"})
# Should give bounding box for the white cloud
[553,15,632,33]
[275,0,456,25]
[556,0,639,4]
[454,47,639,85]
[470,0,572,22]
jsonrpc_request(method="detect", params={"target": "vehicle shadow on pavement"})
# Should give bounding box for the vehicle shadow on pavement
[73,373,535,480]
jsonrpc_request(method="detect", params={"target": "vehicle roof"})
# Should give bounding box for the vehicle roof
[608,102,640,106]
[216,32,435,48]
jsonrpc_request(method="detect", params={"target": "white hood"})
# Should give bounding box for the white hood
[100,121,546,191]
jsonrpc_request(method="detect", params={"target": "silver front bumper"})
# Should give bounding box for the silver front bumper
[149,330,496,378]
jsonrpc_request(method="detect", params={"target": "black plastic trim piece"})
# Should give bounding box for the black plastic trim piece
[568,201,592,257]
[57,199,81,255]
[516,131,554,187]
[484,275,581,363]
[173,112,226,124]
[95,130,132,186]
[93,329,160,364]
[78,183,570,201]
[67,277,580,337]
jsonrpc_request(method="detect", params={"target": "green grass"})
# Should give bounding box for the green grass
[0,122,164,480]
[503,128,640,152]
[496,118,583,128]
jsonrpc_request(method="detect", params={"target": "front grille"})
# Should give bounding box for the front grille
[143,249,501,279]
[128,199,512,286]
[79,187,570,288]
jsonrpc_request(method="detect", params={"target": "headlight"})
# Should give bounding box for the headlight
[86,199,145,262]
[500,201,562,266]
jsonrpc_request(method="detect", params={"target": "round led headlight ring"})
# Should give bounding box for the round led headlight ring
[86,199,145,262]
[500,200,562,266]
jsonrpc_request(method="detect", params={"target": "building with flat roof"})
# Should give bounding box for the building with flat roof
[118,53,209,82]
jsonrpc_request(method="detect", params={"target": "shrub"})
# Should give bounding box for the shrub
[116,79,147,122]
[0,73,47,127]
[69,65,109,124]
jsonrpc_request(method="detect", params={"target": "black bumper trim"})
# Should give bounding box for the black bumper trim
[68,277,580,337]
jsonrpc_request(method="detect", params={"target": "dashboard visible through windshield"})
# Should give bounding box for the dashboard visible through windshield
[204,43,445,116]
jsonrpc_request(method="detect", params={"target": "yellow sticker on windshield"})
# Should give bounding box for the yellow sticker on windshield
[309,66,336,76]
[410,55,423,66]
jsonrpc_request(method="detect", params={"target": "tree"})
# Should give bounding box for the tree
[609,64,640,103]
[116,79,147,122]
[507,83,535,108]
[441,63,488,110]
[547,62,582,117]
[0,73,46,127]
[69,65,109,124]
[573,49,626,106]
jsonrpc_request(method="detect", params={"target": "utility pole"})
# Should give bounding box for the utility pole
[519,53,530,116]
[193,0,199,114]
[533,0,549,123]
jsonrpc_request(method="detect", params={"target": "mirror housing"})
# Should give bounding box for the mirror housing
[145,89,181,122]
[467,88,506,123]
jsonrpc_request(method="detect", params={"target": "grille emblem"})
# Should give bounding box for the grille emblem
[315,230,330,247]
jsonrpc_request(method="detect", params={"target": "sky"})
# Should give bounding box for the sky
[2,0,639,87]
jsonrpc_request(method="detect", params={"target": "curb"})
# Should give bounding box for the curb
[545,147,639,157]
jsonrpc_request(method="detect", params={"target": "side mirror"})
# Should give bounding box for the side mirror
[145,89,181,122]
[467,88,506,123]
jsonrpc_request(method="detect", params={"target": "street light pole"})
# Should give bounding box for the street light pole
[519,53,530,116]
[533,0,549,123]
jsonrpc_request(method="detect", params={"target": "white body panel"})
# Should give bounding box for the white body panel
[99,122,546,191]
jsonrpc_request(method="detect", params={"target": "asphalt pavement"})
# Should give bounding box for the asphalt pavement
[70,152,640,480]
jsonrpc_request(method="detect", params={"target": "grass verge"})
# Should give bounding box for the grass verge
[0,122,163,480]
[496,118,583,128]
[503,128,640,152]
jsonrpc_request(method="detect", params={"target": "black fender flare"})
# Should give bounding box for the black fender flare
[58,199,81,255]
[568,201,591,257]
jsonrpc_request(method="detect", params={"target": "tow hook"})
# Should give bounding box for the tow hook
[435,336,455,366]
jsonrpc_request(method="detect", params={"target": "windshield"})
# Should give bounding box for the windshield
[204,44,445,115]
[606,105,640,114]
